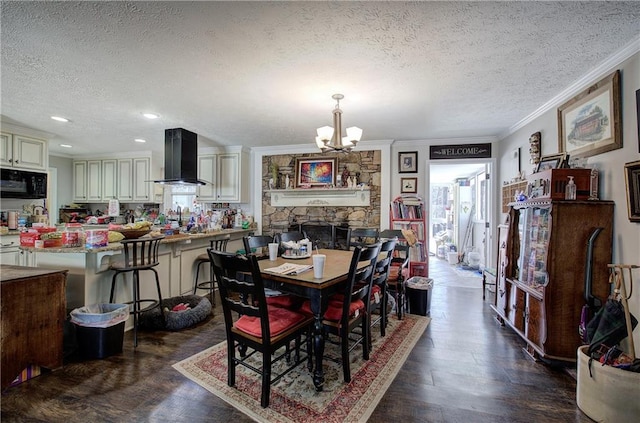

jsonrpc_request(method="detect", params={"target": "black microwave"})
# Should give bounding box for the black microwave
[0,168,48,199]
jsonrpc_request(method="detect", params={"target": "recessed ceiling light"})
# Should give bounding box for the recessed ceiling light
[143,113,159,119]
[134,138,146,143]
[60,144,72,148]
[51,116,69,122]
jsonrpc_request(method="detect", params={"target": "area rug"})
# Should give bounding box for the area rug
[173,314,430,423]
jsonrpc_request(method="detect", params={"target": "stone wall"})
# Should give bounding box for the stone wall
[261,151,381,236]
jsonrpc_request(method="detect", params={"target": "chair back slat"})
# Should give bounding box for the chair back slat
[209,251,270,338]
[341,242,381,323]
[242,235,274,257]
[209,234,230,252]
[347,228,380,250]
[120,236,163,270]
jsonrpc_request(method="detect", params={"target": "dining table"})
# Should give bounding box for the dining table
[258,248,357,391]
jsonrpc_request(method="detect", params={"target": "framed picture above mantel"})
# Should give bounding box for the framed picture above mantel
[295,157,337,188]
[558,70,622,158]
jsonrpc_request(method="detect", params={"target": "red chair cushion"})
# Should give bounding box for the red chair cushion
[324,299,365,321]
[266,295,296,309]
[299,299,365,321]
[235,305,307,338]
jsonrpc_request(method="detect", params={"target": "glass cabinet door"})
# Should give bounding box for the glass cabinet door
[516,206,551,289]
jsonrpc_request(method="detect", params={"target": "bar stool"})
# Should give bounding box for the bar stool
[109,236,164,348]
[193,234,230,304]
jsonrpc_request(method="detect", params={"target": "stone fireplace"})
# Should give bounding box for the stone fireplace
[261,150,381,242]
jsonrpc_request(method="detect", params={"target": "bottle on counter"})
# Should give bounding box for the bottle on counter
[565,176,576,200]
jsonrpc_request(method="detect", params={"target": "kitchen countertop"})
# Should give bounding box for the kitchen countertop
[18,228,252,254]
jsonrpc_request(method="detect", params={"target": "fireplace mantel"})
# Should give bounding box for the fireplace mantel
[268,188,370,207]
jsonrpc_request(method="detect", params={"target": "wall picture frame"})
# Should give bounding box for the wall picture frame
[534,153,566,173]
[295,157,337,187]
[401,177,417,193]
[557,70,622,159]
[399,151,418,173]
[624,160,640,222]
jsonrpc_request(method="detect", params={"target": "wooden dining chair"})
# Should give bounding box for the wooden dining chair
[274,231,307,256]
[242,235,274,258]
[109,236,164,348]
[369,238,397,341]
[301,242,381,383]
[380,230,410,319]
[274,231,307,244]
[346,227,380,250]
[192,234,230,305]
[209,250,314,408]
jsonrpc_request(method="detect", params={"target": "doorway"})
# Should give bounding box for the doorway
[427,160,494,271]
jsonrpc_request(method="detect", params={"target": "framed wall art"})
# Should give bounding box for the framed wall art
[636,88,640,153]
[557,70,622,158]
[624,160,640,222]
[534,153,566,173]
[399,151,418,173]
[401,177,417,194]
[295,157,337,187]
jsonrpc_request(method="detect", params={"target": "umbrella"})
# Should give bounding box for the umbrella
[587,298,638,355]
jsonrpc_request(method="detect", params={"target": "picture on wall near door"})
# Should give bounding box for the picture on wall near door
[399,151,418,173]
[557,70,622,158]
[401,177,417,193]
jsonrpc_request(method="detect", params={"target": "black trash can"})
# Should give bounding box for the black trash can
[70,304,128,359]
[405,277,433,316]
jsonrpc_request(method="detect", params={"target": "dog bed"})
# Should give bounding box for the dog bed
[139,295,211,331]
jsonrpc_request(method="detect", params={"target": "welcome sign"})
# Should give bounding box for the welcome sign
[430,143,492,160]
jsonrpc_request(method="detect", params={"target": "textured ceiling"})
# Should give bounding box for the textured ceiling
[1,1,639,157]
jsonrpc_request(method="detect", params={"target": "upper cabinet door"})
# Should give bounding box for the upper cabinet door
[0,133,13,167]
[132,157,151,202]
[86,160,102,202]
[13,135,47,170]
[73,161,88,202]
[101,159,117,200]
[117,159,133,202]
[217,153,241,202]
[197,155,217,201]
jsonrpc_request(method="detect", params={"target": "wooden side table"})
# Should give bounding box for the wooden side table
[482,267,497,301]
[1,265,67,390]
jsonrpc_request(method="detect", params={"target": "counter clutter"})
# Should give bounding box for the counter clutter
[15,219,252,252]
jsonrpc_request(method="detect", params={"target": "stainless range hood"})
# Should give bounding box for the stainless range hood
[154,128,206,186]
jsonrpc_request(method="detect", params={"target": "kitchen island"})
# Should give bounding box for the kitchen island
[19,229,252,313]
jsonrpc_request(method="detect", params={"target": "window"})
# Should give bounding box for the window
[165,185,197,212]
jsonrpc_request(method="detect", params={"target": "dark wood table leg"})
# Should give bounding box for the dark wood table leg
[310,292,326,391]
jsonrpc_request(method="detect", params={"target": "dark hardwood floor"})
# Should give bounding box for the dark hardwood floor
[1,257,592,422]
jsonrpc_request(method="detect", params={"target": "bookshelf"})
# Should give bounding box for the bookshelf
[390,195,428,277]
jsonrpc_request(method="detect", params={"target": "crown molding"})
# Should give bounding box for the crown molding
[502,35,640,139]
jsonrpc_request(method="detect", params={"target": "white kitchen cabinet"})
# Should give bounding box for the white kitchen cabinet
[0,235,21,266]
[73,159,103,202]
[117,159,133,201]
[132,157,151,202]
[101,159,117,200]
[73,161,88,202]
[195,148,248,203]
[86,160,102,202]
[217,151,248,203]
[197,155,217,201]
[0,132,47,171]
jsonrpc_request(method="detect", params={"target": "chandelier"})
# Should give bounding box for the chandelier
[315,94,363,153]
